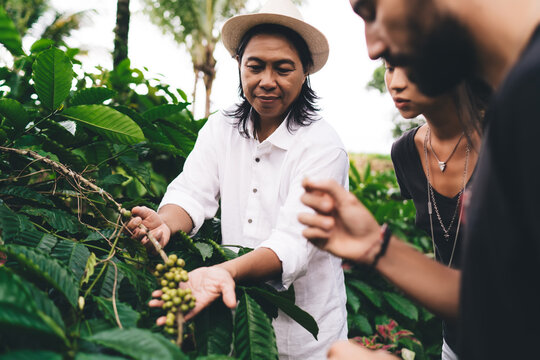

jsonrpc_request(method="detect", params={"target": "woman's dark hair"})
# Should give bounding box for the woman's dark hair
[225,23,320,137]
[452,77,493,150]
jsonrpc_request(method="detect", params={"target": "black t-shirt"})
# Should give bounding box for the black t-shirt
[459,25,540,359]
[391,127,472,268]
[391,127,473,351]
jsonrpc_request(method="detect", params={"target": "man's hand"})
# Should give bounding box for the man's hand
[298,178,382,264]
[126,206,172,250]
[328,340,399,360]
[149,266,237,323]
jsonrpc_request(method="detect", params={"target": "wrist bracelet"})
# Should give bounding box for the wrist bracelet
[371,223,392,269]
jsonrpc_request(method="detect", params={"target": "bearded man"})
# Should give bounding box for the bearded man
[298,1,540,359]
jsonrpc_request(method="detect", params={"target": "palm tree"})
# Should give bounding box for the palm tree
[113,0,130,68]
[142,0,248,118]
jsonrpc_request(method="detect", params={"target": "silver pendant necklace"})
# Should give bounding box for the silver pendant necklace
[429,130,465,173]
[424,127,469,267]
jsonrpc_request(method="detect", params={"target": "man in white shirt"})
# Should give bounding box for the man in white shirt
[127,0,348,358]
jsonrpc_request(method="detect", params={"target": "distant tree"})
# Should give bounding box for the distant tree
[367,61,424,139]
[0,0,87,47]
[113,0,130,68]
[0,0,48,38]
[366,62,386,94]
[143,0,251,117]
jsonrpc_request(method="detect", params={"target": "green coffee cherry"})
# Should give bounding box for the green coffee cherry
[153,255,195,339]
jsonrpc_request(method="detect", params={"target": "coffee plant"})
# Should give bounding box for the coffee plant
[0,7,318,359]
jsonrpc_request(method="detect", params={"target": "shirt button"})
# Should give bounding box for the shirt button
[253,188,257,193]
[255,157,260,162]
[248,219,253,224]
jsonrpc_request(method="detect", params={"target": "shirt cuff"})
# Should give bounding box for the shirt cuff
[158,190,205,236]
[257,229,309,291]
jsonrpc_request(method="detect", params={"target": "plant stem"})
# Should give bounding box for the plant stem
[176,312,184,346]
[0,145,167,259]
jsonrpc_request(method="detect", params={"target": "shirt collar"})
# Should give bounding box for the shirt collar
[248,110,299,151]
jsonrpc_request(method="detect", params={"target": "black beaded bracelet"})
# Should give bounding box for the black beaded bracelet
[371,223,392,269]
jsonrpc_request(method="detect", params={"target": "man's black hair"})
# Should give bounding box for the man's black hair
[225,23,320,137]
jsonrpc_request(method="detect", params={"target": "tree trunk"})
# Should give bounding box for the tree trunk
[202,44,217,118]
[204,72,214,118]
[113,0,130,68]
[192,68,199,114]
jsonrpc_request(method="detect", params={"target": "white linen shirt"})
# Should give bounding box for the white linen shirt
[159,111,349,359]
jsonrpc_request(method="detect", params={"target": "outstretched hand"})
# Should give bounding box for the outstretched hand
[125,206,172,251]
[149,266,237,323]
[298,178,382,264]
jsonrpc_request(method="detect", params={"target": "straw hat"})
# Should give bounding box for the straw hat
[221,0,329,74]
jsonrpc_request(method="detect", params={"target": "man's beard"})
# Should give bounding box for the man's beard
[386,15,478,97]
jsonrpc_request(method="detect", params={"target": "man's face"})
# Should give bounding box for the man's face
[239,33,306,124]
[351,0,478,96]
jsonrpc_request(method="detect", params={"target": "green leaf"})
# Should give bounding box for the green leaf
[159,122,196,155]
[15,230,58,254]
[75,354,126,360]
[142,103,188,121]
[348,279,382,307]
[96,259,124,299]
[81,252,97,286]
[50,239,91,281]
[0,185,54,206]
[21,207,84,234]
[0,7,24,56]
[0,202,35,242]
[349,160,362,188]
[95,296,140,328]
[118,155,151,188]
[194,242,213,261]
[98,173,129,186]
[244,287,318,340]
[41,136,87,171]
[85,328,187,360]
[0,98,30,132]
[143,142,189,158]
[348,313,373,335]
[0,268,66,339]
[27,281,66,331]
[2,244,79,307]
[234,291,279,360]
[194,300,233,356]
[382,292,418,321]
[71,87,117,106]
[62,105,144,144]
[346,285,361,313]
[30,39,55,53]
[115,262,152,305]
[0,350,63,360]
[79,318,114,338]
[32,47,73,110]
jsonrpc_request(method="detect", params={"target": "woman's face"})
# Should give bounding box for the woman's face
[385,64,438,119]
[239,33,306,123]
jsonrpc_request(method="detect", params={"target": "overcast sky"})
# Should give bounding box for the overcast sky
[42,0,397,154]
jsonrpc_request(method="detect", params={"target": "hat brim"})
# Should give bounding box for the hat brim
[222,13,329,74]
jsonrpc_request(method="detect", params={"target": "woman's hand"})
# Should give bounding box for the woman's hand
[298,178,382,264]
[125,206,172,250]
[149,266,237,323]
